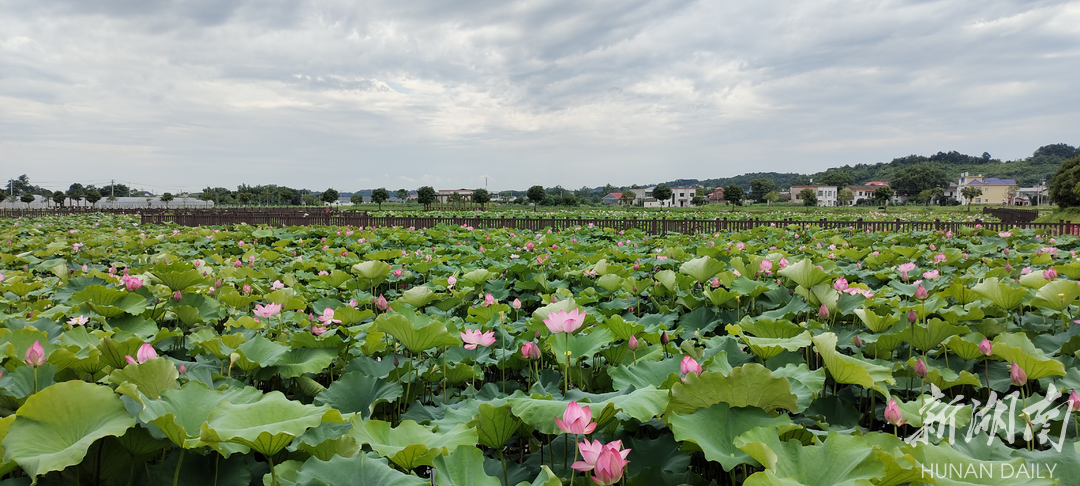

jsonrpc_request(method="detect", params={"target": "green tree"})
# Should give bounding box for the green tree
[889,164,948,196]
[527,185,546,210]
[916,189,933,206]
[874,186,895,211]
[931,187,945,206]
[66,183,85,207]
[238,192,254,206]
[818,170,855,188]
[748,178,776,203]
[160,192,174,208]
[837,188,854,206]
[724,185,745,209]
[279,188,295,206]
[370,188,390,210]
[961,186,983,212]
[320,188,340,206]
[764,191,779,206]
[302,193,318,206]
[85,190,102,208]
[417,186,436,209]
[651,185,673,208]
[799,188,817,212]
[560,193,578,206]
[52,190,66,208]
[1049,156,1080,208]
[472,188,491,209]
[350,193,365,206]
[20,193,35,208]
[396,189,408,202]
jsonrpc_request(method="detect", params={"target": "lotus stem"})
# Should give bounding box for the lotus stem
[172,449,185,486]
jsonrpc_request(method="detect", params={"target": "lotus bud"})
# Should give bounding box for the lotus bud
[660,332,670,346]
[393,356,399,367]
[215,279,222,288]
[178,364,187,374]
[907,309,917,324]
[913,284,928,300]
[512,298,521,309]
[680,356,702,376]
[484,293,496,306]
[521,341,541,360]
[1004,248,1010,255]
[376,295,389,311]
[136,343,157,363]
[853,335,862,347]
[818,303,829,320]
[1010,362,1027,386]
[914,358,928,378]
[535,331,542,339]
[173,290,182,302]
[979,338,992,356]
[24,340,46,367]
[884,398,906,426]
[628,335,639,351]
[1068,390,1080,413]
[242,283,252,295]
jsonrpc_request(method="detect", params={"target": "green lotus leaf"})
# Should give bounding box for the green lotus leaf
[472,403,521,450]
[375,311,461,354]
[1029,279,1080,312]
[352,260,393,280]
[596,273,623,293]
[668,402,792,471]
[971,278,1026,311]
[743,470,813,486]
[2,381,135,483]
[315,371,403,419]
[771,364,826,413]
[293,453,427,486]
[679,256,726,282]
[609,359,682,390]
[904,319,969,352]
[289,422,359,461]
[812,333,895,392]
[669,363,798,414]
[400,285,439,308]
[739,318,805,339]
[261,347,338,379]
[745,332,812,361]
[71,285,147,318]
[433,445,501,486]
[139,381,260,450]
[108,357,180,399]
[317,269,352,288]
[150,262,208,292]
[0,415,18,477]
[854,308,900,333]
[507,386,669,435]
[234,334,289,372]
[200,391,337,457]
[991,333,1065,381]
[460,268,491,287]
[777,258,830,289]
[348,419,478,470]
[945,333,990,361]
[892,393,972,429]
[704,286,739,307]
[736,429,886,486]
[545,328,614,363]
[654,269,677,291]
[174,305,205,326]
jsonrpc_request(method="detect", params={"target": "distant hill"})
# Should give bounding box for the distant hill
[654,143,1078,190]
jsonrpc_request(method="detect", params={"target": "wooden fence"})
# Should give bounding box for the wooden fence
[126,209,1080,236]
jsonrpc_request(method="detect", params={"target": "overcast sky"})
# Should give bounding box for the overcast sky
[2,0,1078,194]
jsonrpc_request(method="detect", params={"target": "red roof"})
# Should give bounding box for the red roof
[865,181,889,186]
[610,192,622,198]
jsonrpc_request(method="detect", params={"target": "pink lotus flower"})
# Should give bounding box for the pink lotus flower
[512,298,521,309]
[1044,268,1058,280]
[521,341,541,360]
[833,278,848,292]
[922,270,940,280]
[122,275,143,291]
[628,335,639,351]
[884,398,906,426]
[271,280,285,290]
[483,293,496,307]
[25,340,46,367]
[543,309,586,334]
[1010,362,1027,386]
[126,343,157,365]
[253,303,282,319]
[311,324,327,336]
[591,446,630,485]
[979,338,993,356]
[758,259,773,275]
[897,262,916,274]
[913,284,928,300]
[934,253,947,264]
[447,276,456,288]
[376,295,389,311]
[317,307,341,325]
[460,329,496,350]
[555,401,596,435]
[572,439,631,472]
[393,269,403,277]
[67,315,89,326]
[680,356,702,377]
[914,358,927,378]
[1068,390,1080,413]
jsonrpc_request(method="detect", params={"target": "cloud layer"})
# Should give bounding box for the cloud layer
[2,0,1078,192]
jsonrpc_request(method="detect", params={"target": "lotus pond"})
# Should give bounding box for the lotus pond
[0,214,1077,486]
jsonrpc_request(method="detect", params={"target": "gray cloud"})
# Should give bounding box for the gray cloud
[1,0,1077,193]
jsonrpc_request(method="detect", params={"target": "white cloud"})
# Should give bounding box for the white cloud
[1,0,1076,191]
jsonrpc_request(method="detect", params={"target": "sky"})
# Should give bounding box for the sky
[2,0,1079,194]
